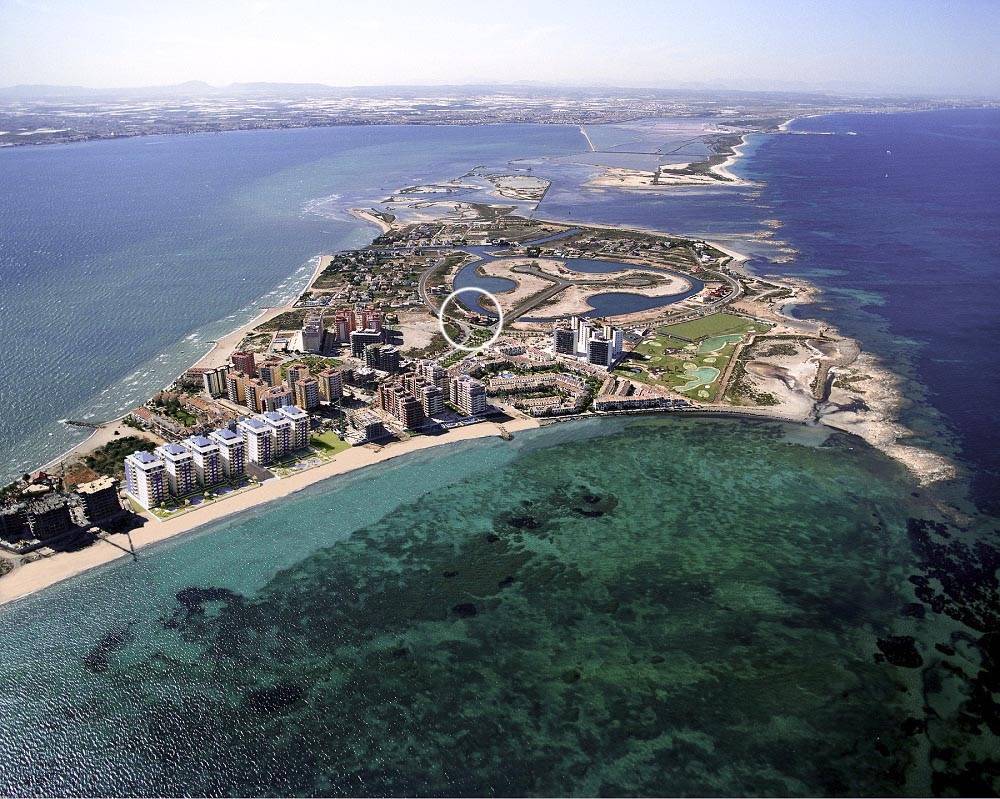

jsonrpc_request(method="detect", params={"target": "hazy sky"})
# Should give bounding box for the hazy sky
[2,0,998,95]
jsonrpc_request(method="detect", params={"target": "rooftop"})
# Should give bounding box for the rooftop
[279,405,307,419]
[75,476,118,495]
[240,417,269,432]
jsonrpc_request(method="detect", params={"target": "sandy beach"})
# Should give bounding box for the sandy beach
[710,134,751,182]
[33,254,335,475]
[0,417,540,607]
[350,207,393,233]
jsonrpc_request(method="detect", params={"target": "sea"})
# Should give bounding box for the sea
[0,110,997,795]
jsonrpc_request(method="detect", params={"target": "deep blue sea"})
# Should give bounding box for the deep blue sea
[0,110,998,795]
[542,109,1000,512]
[744,110,1000,512]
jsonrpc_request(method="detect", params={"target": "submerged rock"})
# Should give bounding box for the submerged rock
[452,602,478,618]
[83,622,135,673]
[242,682,304,714]
[175,586,243,614]
[877,635,924,668]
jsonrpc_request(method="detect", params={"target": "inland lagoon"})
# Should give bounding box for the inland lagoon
[0,415,995,796]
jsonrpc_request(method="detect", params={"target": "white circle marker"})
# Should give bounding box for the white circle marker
[437,287,505,353]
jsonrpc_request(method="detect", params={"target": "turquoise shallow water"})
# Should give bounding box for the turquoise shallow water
[1,416,994,796]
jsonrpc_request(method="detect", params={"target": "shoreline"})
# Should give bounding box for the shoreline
[349,207,393,234]
[33,254,335,477]
[710,133,751,182]
[3,113,956,605]
[0,417,540,607]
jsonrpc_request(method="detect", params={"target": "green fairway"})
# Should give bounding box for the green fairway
[659,312,768,342]
[616,312,770,400]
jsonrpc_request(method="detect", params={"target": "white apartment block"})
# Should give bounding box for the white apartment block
[184,435,223,487]
[209,428,246,480]
[154,443,198,497]
[420,384,444,417]
[124,451,168,510]
[277,405,311,451]
[261,411,294,459]
[450,376,487,416]
[239,417,274,466]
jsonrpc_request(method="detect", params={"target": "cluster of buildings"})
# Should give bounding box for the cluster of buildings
[592,375,693,412]
[201,350,344,415]
[0,476,125,553]
[486,371,589,417]
[552,317,624,368]
[123,404,311,510]
[375,362,486,429]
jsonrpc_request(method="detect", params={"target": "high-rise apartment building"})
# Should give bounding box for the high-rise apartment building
[155,443,198,497]
[184,435,223,487]
[124,450,168,510]
[317,368,343,403]
[231,350,256,377]
[294,377,320,411]
[449,376,487,416]
[420,384,444,417]
[277,405,311,451]
[238,417,274,466]
[261,411,294,459]
[350,329,383,357]
[201,365,230,398]
[209,428,246,480]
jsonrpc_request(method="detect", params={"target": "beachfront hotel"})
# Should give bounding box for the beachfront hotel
[183,435,224,488]
[208,428,246,480]
[124,451,168,510]
[450,375,488,416]
[552,317,624,368]
[154,443,198,497]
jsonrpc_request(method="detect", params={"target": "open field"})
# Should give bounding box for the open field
[618,312,770,400]
[310,431,352,456]
[657,312,764,342]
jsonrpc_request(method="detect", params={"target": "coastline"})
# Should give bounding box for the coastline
[349,207,393,234]
[32,254,335,477]
[709,133,751,182]
[3,112,957,606]
[0,417,539,607]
